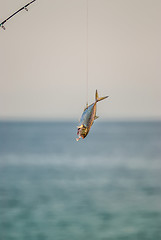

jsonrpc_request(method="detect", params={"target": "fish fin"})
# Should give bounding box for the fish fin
[95,89,99,101]
[76,137,81,141]
[95,89,109,102]
[84,103,88,111]
[94,116,99,120]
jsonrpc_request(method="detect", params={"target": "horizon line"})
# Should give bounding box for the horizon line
[0,117,161,123]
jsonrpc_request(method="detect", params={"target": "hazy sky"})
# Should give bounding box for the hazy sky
[1,0,161,120]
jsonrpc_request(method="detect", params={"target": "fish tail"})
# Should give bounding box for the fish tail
[95,90,109,102]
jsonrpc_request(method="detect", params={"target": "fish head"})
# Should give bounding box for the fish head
[76,124,88,141]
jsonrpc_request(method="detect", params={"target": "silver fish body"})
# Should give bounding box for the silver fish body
[76,90,108,141]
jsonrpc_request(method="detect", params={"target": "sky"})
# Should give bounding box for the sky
[0,0,161,121]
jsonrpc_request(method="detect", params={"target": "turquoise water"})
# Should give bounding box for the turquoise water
[0,121,161,240]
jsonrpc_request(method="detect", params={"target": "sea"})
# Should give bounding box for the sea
[0,121,161,240]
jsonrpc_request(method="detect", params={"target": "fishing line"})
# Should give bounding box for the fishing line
[0,0,36,30]
[86,0,89,107]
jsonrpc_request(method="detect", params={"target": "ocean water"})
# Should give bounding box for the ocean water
[0,121,161,240]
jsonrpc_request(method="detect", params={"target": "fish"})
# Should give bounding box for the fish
[76,90,108,141]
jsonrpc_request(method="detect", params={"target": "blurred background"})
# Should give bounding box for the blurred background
[0,122,161,239]
[0,0,161,120]
[0,0,161,239]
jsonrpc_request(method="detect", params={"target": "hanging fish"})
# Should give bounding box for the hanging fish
[76,90,108,141]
